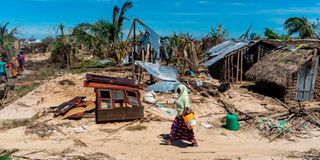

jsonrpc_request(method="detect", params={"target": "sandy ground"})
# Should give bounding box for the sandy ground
[0,53,319,160]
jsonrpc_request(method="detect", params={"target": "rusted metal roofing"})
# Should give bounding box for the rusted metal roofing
[85,74,141,89]
[54,96,86,116]
[202,40,250,67]
[135,61,178,81]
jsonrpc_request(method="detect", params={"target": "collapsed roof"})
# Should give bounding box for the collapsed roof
[202,40,251,67]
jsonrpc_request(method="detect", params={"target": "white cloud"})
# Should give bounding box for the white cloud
[145,20,199,25]
[167,12,220,16]
[257,7,320,15]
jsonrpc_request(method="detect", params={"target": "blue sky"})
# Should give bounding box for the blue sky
[1,0,320,39]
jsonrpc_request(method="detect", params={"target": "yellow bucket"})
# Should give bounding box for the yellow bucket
[183,113,198,129]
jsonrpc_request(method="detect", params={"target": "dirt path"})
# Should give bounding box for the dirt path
[0,71,319,159]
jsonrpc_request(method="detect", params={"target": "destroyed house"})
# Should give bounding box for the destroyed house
[201,40,276,83]
[202,40,276,83]
[246,44,320,102]
[84,74,144,123]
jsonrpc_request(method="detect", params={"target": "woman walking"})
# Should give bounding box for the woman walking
[165,84,198,146]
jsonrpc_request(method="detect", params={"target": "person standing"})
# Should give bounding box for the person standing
[7,57,18,78]
[165,84,198,146]
[17,52,24,75]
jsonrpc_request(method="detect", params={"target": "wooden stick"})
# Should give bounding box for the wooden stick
[224,58,227,81]
[228,56,231,83]
[274,98,289,109]
[236,51,240,83]
[146,43,150,62]
[240,50,243,83]
[231,54,234,83]
[257,45,261,62]
[103,119,139,141]
[181,151,215,154]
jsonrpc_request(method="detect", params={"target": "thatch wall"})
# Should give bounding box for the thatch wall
[314,67,320,101]
[246,48,316,88]
[284,73,298,103]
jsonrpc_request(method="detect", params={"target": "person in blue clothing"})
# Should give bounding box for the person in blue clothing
[0,57,7,82]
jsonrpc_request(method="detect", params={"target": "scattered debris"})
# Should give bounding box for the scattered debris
[301,149,320,160]
[143,91,156,104]
[54,96,95,120]
[126,125,147,131]
[135,61,180,93]
[146,81,180,93]
[255,106,320,141]
[0,148,18,159]
[74,125,88,133]
[218,83,230,93]
[25,122,57,138]
[54,96,86,116]
[200,123,212,129]
[59,79,75,86]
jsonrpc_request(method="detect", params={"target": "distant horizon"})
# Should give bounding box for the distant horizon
[1,0,320,39]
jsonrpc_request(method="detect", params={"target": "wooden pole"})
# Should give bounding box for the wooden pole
[132,21,136,80]
[240,50,243,83]
[228,56,231,83]
[231,54,234,83]
[236,51,240,83]
[138,49,145,83]
[146,43,150,62]
[257,45,261,62]
[224,58,227,81]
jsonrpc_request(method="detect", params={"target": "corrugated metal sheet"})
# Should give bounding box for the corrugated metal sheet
[202,40,249,67]
[135,61,178,81]
[146,81,180,93]
[140,25,161,60]
[295,55,319,101]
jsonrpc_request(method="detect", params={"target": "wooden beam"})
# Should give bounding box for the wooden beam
[146,43,150,62]
[132,21,136,80]
[228,56,231,83]
[240,50,243,83]
[257,45,261,62]
[231,54,234,83]
[224,58,227,82]
[138,49,145,83]
[236,51,240,83]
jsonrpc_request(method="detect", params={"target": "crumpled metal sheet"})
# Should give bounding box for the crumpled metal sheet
[202,40,249,67]
[146,81,180,93]
[135,61,178,81]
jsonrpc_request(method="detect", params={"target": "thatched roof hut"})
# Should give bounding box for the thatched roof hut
[246,47,317,87]
[246,45,320,102]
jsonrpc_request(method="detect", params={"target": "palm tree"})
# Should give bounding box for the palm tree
[284,17,316,39]
[51,24,76,69]
[111,1,133,42]
[0,22,18,59]
[264,28,289,40]
[209,24,228,45]
[264,28,280,39]
[72,1,133,61]
[72,20,113,58]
